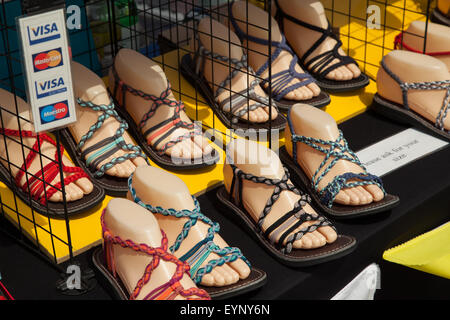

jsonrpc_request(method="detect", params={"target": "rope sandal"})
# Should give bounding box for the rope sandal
[216,162,356,266]
[371,56,450,141]
[60,98,149,196]
[279,109,400,219]
[109,64,220,170]
[128,174,267,299]
[394,32,450,60]
[0,276,13,300]
[273,0,370,93]
[92,208,211,300]
[229,4,330,110]
[180,33,287,132]
[431,5,450,27]
[0,128,105,217]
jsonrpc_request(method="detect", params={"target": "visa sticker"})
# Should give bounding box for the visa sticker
[32,47,63,72]
[39,100,70,124]
[27,22,61,46]
[34,76,67,99]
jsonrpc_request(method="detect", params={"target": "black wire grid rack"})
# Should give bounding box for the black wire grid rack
[0,0,437,294]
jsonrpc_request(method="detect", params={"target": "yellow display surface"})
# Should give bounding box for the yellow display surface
[0,0,432,264]
[383,222,450,279]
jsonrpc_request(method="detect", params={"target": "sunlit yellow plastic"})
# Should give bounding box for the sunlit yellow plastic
[383,222,450,279]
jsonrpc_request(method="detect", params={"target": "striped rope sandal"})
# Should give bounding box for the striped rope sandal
[128,173,267,299]
[60,98,149,196]
[216,162,356,266]
[371,55,450,142]
[279,109,400,219]
[229,2,330,111]
[180,33,287,132]
[273,0,370,93]
[92,208,211,300]
[110,64,220,170]
[0,128,105,217]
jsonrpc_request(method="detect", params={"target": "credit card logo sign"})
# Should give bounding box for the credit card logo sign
[27,22,60,45]
[35,76,67,99]
[32,48,63,72]
[39,101,70,124]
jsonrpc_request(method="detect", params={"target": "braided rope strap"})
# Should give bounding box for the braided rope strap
[128,174,251,284]
[0,128,89,204]
[113,67,202,155]
[394,32,450,57]
[229,6,315,101]
[101,209,210,300]
[76,98,148,177]
[228,163,335,254]
[195,38,274,124]
[291,131,386,208]
[381,58,450,133]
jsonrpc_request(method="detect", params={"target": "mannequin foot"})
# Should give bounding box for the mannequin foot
[231,1,321,101]
[224,138,337,249]
[285,104,385,206]
[110,49,213,160]
[128,165,251,287]
[0,89,94,203]
[71,61,148,178]
[275,0,361,81]
[196,18,278,123]
[102,198,208,300]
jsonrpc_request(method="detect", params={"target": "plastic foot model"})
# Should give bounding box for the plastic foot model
[127,165,267,299]
[394,21,450,70]
[216,138,357,266]
[59,61,149,196]
[92,198,210,300]
[108,48,220,170]
[229,1,330,110]
[272,0,370,92]
[0,88,104,217]
[279,104,400,219]
[180,17,287,131]
[372,50,450,141]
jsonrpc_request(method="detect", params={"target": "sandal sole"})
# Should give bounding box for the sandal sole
[216,186,357,267]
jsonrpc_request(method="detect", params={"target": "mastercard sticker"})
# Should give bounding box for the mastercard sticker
[32,47,63,73]
[39,100,70,124]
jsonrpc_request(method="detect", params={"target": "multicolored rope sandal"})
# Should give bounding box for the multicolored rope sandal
[92,208,211,300]
[0,128,105,217]
[371,56,450,142]
[394,32,450,60]
[279,109,400,219]
[180,32,287,132]
[216,162,356,267]
[109,63,220,170]
[273,0,370,93]
[229,2,331,111]
[60,98,149,196]
[128,174,267,299]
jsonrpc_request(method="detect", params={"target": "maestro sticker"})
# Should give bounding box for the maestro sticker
[39,100,70,124]
[32,47,63,72]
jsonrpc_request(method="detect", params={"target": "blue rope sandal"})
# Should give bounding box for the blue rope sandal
[371,56,450,142]
[273,0,370,93]
[229,2,330,111]
[128,173,267,299]
[216,162,356,267]
[279,109,400,219]
[60,98,149,196]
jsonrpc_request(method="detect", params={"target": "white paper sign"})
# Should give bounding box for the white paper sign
[17,8,76,132]
[356,128,449,177]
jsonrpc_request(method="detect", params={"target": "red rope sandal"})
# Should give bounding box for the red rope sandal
[92,208,211,300]
[0,128,105,217]
[394,32,450,59]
